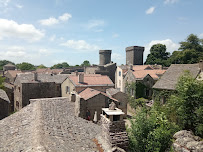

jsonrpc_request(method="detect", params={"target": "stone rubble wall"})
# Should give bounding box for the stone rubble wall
[172,130,203,152]
[101,115,128,151]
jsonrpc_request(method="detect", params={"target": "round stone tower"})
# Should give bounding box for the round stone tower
[99,50,112,65]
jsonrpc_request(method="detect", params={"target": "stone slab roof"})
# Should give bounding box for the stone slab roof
[106,88,120,96]
[68,74,114,87]
[36,68,64,74]
[14,73,69,84]
[153,64,200,90]
[0,97,101,152]
[5,70,22,78]
[0,89,10,103]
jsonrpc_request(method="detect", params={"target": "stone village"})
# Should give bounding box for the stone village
[0,46,203,152]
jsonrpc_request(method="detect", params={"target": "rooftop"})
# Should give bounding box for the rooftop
[0,97,101,152]
[132,69,166,80]
[0,89,10,103]
[102,108,124,115]
[68,74,114,87]
[153,64,201,90]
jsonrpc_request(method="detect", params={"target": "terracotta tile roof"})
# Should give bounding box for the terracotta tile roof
[133,65,153,71]
[68,74,114,86]
[6,70,22,78]
[132,70,166,80]
[153,64,201,90]
[79,88,118,101]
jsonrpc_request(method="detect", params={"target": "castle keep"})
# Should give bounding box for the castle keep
[126,46,145,65]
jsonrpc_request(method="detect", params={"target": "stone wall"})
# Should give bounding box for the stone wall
[0,99,9,120]
[172,130,203,152]
[101,115,128,150]
[126,46,144,65]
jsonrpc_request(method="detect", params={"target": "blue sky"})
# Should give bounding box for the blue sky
[0,0,202,66]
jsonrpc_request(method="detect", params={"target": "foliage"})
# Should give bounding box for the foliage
[81,60,91,67]
[0,60,15,70]
[37,64,47,69]
[0,76,5,90]
[127,107,179,152]
[169,34,203,64]
[136,82,147,98]
[51,62,69,69]
[16,62,36,70]
[126,82,136,97]
[145,44,170,66]
[164,72,203,137]
[129,97,148,110]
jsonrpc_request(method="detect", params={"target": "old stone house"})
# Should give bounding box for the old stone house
[153,63,202,103]
[13,73,68,111]
[75,88,119,121]
[61,73,114,100]
[106,88,128,118]
[0,89,10,120]
[121,65,166,98]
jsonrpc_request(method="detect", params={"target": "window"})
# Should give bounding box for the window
[119,71,121,76]
[66,86,70,94]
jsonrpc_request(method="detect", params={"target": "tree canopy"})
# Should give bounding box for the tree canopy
[16,62,36,70]
[169,34,203,64]
[0,60,15,70]
[80,60,91,67]
[37,64,47,69]
[145,44,170,66]
[51,62,69,69]
[0,76,5,90]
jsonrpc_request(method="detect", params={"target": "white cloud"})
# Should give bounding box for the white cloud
[49,35,56,41]
[0,18,44,42]
[16,4,23,9]
[112,53,125,61]
[144,39,180,61]
[39,17,59,26]
[112,33,119,38]
[60,40,100,51]
[0,0,10,7]
[87,20,105,29]
[164,0,179,4]
[58,13,72,21]
[146,6,155,15]
[199,33,203,38]
[39,12,72,26]
[38,49,52,56]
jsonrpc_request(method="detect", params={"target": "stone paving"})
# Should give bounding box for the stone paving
[0,97,101,152]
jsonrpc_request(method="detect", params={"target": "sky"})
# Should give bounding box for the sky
[0,0,203,67]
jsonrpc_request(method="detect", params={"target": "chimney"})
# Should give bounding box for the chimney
[34,72,38,81]
[78,73,84,83]
[199,60,203,72]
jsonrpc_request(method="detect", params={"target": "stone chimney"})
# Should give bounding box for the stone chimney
[34,72,38,81]
[78,73,84,83]
[199,60,203,72]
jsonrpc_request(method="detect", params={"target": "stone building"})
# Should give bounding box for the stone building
[3,63,16,71]
[124,66,166,98]
[100,105,128,151]
[75,88,118,121]
[115,65,128,92]
[0,89,10,120]
[153,63,202,103]
[85,50,117,83]
[61,73,114,100]
[126,46,145,65]
[106,88,128,118]
[13,73,68,111]
[0,97,101,151]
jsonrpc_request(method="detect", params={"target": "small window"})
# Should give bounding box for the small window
[113,115,120,121]
[66,86,70,94]
[119,71,121,76]
[18,86,20,92]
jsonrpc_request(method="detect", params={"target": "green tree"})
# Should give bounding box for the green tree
[37,64,47,69]
[0,76,5,90]
[169,34,203,64]
[81,60,91,67]
[0,60,15,70]
[51,62,70,69]
[164,71,203,137]
[145,44,170,66]
[16,62,36,70]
